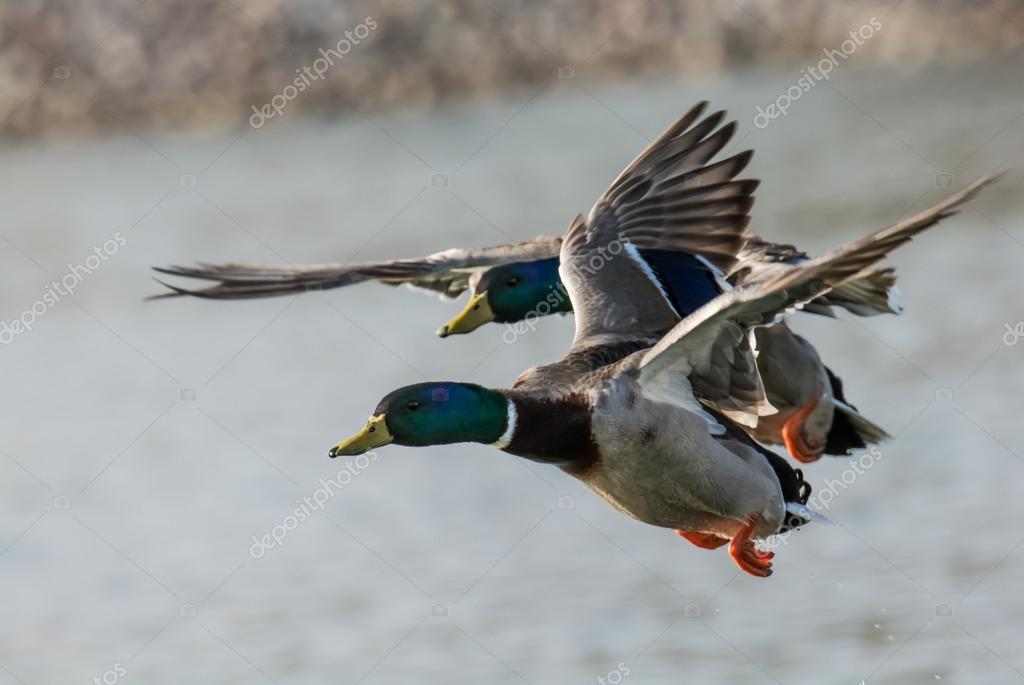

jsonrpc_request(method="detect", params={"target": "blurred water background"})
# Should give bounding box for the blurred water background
[0,3,1023,684]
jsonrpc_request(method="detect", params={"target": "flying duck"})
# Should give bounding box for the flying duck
[151,103,966,465]
[325,109,995,576]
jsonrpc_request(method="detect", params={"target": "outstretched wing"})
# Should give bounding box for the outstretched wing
[525,103,761,413]
[559,101,756,350]
[149,237,562,300]
[636,175,997,425]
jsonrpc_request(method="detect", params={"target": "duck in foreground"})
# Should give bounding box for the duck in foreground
[329,112,996,576]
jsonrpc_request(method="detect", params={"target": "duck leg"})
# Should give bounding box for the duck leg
[781,397,825,463]
[728,515,774,577]
[675,530,729,549]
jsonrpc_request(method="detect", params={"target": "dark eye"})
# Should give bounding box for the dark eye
[406,401,421,411]
[505,277,520,288]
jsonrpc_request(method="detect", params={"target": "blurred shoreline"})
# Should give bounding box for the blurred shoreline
[1,0,1022,139]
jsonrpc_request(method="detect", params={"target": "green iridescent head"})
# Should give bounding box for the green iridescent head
[330,382,511,456]
[437,259,571,337]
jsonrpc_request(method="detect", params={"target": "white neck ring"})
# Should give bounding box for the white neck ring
[490,399,517,449]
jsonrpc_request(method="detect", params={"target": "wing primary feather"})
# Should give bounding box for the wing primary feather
[638,175,1000,397]
[149,238,563,301]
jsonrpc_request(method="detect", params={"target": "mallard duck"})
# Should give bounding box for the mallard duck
[328,108,994,576]
[436,238,898,337]
[436,240,898,463]
[150,103,908,463]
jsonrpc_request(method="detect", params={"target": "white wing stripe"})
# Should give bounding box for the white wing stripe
[623,243,680,317]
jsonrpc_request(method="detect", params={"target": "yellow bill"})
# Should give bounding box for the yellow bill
[329,414,393,457]
[436,291,495,337]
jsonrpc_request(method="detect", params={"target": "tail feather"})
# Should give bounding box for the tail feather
[823,267,901,316]
[823,366,891,455]
[834,400,892,445]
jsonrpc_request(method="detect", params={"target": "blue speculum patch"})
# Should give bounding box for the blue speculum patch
[638,249,725,317]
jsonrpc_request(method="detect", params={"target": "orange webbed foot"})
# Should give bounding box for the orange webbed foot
[728,515,774,578]
[676,530,730,549]
[782,398,825,463]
